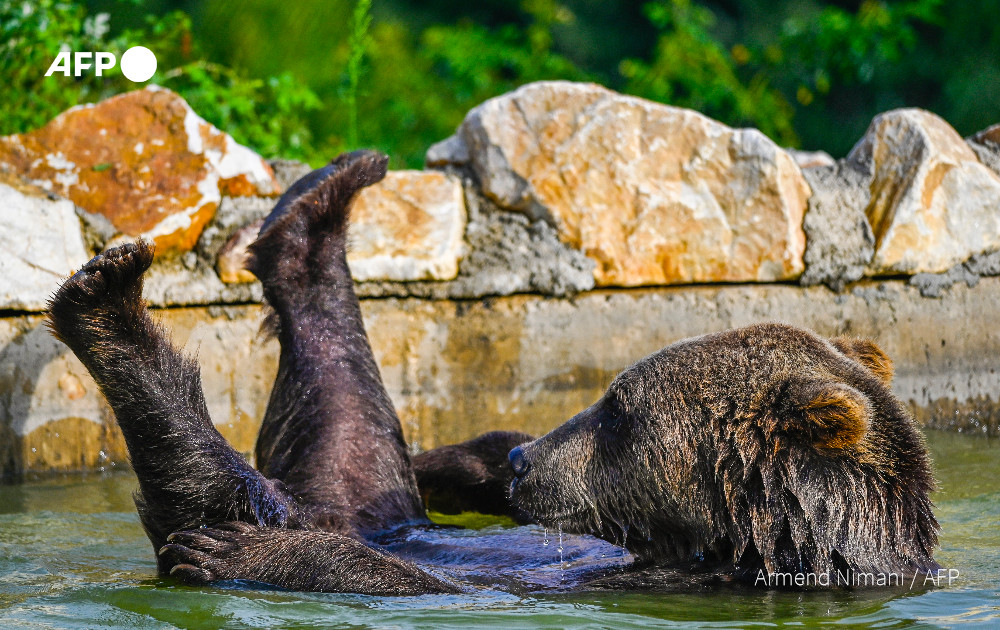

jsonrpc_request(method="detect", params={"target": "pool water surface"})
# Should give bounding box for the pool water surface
[0,429,997,629]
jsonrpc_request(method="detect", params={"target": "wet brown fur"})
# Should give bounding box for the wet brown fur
[510,326,939,582]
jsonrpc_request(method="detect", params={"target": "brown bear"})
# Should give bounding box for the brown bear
[47,150,938,594]
[508,326,940,586]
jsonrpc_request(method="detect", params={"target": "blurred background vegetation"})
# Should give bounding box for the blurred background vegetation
[2,0,998,168]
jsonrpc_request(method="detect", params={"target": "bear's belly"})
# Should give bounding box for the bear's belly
[375,524,633,593]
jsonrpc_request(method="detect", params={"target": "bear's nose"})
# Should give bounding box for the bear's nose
[509,446,531,477]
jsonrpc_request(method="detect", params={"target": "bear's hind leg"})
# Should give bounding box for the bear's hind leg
[48,242,301,562]
[247,151,427,534]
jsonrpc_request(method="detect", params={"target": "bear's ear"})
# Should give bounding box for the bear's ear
[829,336,894,384]
[777,378,870,450]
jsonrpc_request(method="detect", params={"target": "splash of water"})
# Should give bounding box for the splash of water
[558,524,565,580]
[621,524,629,562]
[558,525,564,565]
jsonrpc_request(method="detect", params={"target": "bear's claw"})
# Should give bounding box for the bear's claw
[53,240,154,305]
[47,240,157,359]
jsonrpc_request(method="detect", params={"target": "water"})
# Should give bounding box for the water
[1,429,998,628]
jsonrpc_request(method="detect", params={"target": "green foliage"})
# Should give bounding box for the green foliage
[312,0,592,167]
[771,0,943,104]
[0,0,123,135]
[147,12,322,161]
[620,0,796,144]
[345,0,373,149]
[3,0,993,166]
[0,0,322,162]
[420,0,589,100]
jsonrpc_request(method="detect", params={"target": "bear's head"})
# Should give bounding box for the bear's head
[509,323,938,579]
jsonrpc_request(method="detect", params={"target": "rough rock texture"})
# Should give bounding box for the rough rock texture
[131,182,592,304]
[347,171,466,282]
[967,123,1000,177]
[909,249,1000,298]
[267,159,312,192]
[849,108,1000,275]
[427,81,810,287]
[787,149,835,169]
[143,262,263,307]
[354,186,595,299]
[799,161,876,291]
[197,196,275,264]
[0,87,280,256]
[213,171,470,284]
[0,173,90,311]
[5,276,1000,475]
[217,219,264,284]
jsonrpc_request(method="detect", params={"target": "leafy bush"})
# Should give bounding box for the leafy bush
[0,0,123,135]
[0,0,322,162]
[620,0,796,145]
[1,0,974,166]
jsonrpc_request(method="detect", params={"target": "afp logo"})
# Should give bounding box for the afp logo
[45,46,157,82]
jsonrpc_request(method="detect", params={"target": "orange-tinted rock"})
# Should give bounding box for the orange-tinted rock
[428,81,809,287]
[0,87,280,256]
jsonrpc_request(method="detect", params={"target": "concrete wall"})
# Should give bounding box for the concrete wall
[3,276,997,477]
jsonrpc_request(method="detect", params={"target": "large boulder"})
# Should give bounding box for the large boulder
[0,173,90,311]
[0,87,280,256]
[427,81,810,287]
[850,109,1000,275]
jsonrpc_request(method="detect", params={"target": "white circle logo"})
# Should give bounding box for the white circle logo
[120,46,157,82]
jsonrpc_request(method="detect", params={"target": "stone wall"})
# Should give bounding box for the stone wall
[2,82,999,476]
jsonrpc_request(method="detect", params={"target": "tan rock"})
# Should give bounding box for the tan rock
[0,87,280,256]
[0,172,90,311]
[217,219,263,283]
[787,149,835,169]
[969,122,1000,146]
[850,109,1000,274]
[348,171,466,282]
[427,81,809,286]
[216,170,466,284]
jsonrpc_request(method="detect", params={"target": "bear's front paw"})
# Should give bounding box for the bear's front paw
[158,521,258,585]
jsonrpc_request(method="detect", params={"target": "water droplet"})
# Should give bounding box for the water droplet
[542,527,549,546]
[558,525,564,566]
[31,447,36,453]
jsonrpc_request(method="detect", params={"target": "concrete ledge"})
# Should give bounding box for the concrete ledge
[2,277,998,476]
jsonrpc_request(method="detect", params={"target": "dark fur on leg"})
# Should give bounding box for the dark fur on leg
[414,431,534,522]
[47,242,304,566]
[248,151,426,534]
[159,522,460,594]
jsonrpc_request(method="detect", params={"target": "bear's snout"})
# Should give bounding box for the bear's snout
[508,446,531,477]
